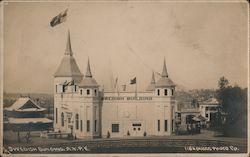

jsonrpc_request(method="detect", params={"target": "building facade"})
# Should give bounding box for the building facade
[4,97,53,132]
[199,98,221,122]
[53,32,176,139]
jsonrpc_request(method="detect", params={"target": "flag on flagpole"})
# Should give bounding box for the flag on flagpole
[130,77,136,84]
[50,9,68,27]
[69,80,74,86]
[62,80,68,85]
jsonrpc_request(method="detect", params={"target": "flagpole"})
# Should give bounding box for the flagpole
[117,78,120,97]
[135,81,137,97]
[66,4,70,32]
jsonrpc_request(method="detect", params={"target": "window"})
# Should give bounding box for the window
[157,89,160,96]
[56,85,57,93]
[94,120,97,132]
[68,118,71,123]
[62,85,65,92]
[206,113,209,117]
[164,89,168,96]
[61,112,64,127]
[157,120,160,131]
[94,89,97,96]
[164,120,168,131]
[80,89,83,95]
[94,106,97,119]
[87,89,90,95]
[87,120,90,132]
[172,120,174,132]
[80,120,83,132]
[132,123,141,127]
[112,124,119,132]
[55,108,58,123]
[75,114,79,130]
[172,89,174,95]
[75,85,77,92]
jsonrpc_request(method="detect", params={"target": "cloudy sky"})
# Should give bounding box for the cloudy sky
[3,1,248,93]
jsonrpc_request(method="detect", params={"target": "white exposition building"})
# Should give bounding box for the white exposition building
[54,32,176,139]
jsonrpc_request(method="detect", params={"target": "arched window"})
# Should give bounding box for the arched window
[164,89,168,96]
[80,89,83,95]
[87,89,90,95]
[62,85,65,92]
[61,112,64,127]
[172,89,174,95]
[75,114,79,130]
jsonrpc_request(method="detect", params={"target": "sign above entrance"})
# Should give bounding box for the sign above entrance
[102,96,153,101]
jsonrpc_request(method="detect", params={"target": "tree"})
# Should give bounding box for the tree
[218,76,229,89]
[216,77,247,137]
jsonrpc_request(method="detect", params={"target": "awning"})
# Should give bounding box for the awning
[197,115,207,121]
[192,117,201,121]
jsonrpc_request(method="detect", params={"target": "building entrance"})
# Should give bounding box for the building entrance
[130,122,145,137]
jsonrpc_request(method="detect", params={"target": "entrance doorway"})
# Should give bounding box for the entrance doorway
[130,122,145,137]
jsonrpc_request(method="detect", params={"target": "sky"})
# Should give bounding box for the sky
[3,1,248,94]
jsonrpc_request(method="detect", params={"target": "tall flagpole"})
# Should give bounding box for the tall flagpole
[66,3,70,32]
[135,80,137,97]
[116,77,120,97]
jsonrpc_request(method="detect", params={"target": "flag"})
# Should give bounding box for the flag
[69,80,74,86]
[61,80,68,85]
[130,77,136,84]
[50,9,68,27]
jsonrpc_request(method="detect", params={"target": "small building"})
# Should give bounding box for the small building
[177,108,200,132]
[4,97,53,132]
[199,98,221,122]
[175,100,207,134]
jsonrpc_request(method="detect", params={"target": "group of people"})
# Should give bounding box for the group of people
[186,123,201,135]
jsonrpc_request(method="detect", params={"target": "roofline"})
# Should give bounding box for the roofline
[104,91,153,94]
[79,85,99,88]
[155,85,176,88]
[54,74,83,77]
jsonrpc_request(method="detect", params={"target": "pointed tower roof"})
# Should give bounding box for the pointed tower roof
[54,31,83,77]
[65,30,73,56]
[85,58,92,77]
[79,59,99,88]
[146,71,156,91]
[162,57,168,77]
[151,71,156,84]
[155,58,175,87]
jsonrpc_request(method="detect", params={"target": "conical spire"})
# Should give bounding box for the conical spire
[54,30,83,77]
[151,71,155,84]
[79,58,98,87]
[65,30,73,56]
[85,58,92,77]
[162,58,168,77]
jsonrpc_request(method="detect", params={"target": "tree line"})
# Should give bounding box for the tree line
[216,77,247,137]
